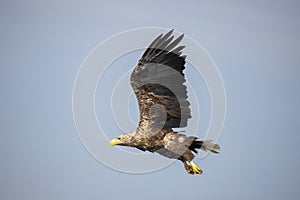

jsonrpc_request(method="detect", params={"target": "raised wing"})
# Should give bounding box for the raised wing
[130,30,191,135]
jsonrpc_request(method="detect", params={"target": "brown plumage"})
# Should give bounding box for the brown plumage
[109,30,220,175]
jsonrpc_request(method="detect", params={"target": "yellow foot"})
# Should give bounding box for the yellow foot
[189,161,203,175]
[184,162,194,175]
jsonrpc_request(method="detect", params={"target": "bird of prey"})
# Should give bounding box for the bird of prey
[109,30,220,175]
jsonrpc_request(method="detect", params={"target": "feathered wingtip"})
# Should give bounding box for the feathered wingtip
[142,29,185,58]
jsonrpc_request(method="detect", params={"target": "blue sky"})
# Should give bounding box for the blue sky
[1,0,300,199]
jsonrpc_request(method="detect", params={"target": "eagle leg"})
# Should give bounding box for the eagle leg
[189,161,203,175]
[183,162,195,175]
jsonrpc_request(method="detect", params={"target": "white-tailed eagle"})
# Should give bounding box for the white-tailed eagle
[109,30,219,175]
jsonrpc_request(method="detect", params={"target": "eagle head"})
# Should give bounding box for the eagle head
[109,132,135,147]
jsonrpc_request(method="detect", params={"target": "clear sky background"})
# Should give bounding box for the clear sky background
[1,0,300,199]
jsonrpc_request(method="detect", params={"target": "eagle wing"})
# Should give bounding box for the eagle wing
[130,30,191,136]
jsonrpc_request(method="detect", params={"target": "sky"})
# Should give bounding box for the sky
[1,0,300,200]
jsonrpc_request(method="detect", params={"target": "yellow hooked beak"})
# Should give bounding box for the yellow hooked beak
[109,138,121,146]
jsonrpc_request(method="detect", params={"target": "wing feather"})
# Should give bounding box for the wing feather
[130,30,191,135]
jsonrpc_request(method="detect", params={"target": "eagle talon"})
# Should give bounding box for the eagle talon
[184,162,195,175]
[190,161,203,175]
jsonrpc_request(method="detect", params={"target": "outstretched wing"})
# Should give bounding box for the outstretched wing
[130,30,191,135]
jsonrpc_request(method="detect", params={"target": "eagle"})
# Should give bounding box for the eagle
[109,30,220,175]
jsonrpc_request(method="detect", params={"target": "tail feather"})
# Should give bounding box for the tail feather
[189,139,220,154]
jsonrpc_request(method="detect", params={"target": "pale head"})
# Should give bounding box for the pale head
[109,132,136,147]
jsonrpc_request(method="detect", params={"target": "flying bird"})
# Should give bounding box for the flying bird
[109,30,220,175]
